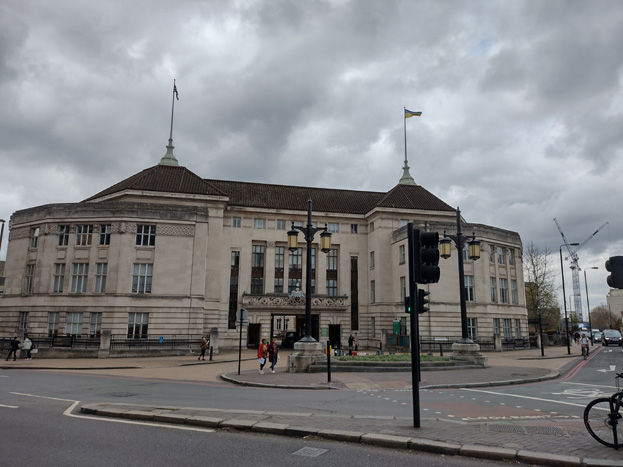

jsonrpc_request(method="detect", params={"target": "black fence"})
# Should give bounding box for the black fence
[386,335,530,353]
[0,334,101,350]
[110,335,204,350]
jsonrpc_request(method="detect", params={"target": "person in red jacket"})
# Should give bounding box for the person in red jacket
[257,338,268,374]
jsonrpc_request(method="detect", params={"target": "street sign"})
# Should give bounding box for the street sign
[236,308,248,322]
[158,336,164,344]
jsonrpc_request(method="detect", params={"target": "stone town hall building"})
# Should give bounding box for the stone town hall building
[0,145,527,351]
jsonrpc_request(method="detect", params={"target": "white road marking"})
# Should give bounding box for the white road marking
[562,381,619,390]
[462,388,587,408]
[0,404,18,408]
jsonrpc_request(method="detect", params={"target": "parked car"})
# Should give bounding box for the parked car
[601,329,623,346]
[591,331,602,343]
[281,331,301,348]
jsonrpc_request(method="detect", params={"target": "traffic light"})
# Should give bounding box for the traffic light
[413,229,440,284]
[417,289,430,314]
[404,296,411,314]
[605,256,623,289]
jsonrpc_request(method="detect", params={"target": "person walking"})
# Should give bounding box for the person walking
[348,334,354,356]
[354,333,359,352]
[268,338,279,373]
[5,337,20,361]
[198,336,208,361]
[22,336,33,360]
[258,338,268,374]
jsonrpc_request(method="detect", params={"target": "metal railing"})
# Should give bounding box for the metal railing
[110,334,204,350]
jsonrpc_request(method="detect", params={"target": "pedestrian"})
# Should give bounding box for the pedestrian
[5,337,20,361]
[354,333,359,351]
[580,333,590,356]
[574,331,580,344]
[258,338,268,374]
[268,337,279,373]
[348,334,354,356]
[198,335,208,361]
[22,336,33,360]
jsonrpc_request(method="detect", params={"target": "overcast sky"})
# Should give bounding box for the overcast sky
[1,0,621,319]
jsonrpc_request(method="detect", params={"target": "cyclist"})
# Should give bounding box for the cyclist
[580,333,590,358]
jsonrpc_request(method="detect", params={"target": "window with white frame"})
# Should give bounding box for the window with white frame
[58,225,70,246]
[288,247,302,293]
[76,224,93,246]
[462,243,469,261]
[276,219,286,230]
[370,251,375,269]
[232,217,241,228]
[326,248,338,296]
[71,263,89,293]
[370,280,375,304]
[276,318,282,330]
[19,312,29,331]
[94,263,107,293]
[490,277,497,303]
[132,263,153,294]
[493,317,500,335]
[399,244,405,264]
[25,264,35,294]
[53,263,65,293]
[274,246,284,293]
[371,317,376,337]
[136,225,156,246]
[327,223,339,233]
[511,279,518,304]
[400,276,406,302]
[497,246,506,264]
[127,312,149,338]
[508,248,515,266]
[503,318,511,339]
[30,227,40,248]
[499,278,508,304]
[66,312,83,336]
[369,222,374,232]
[515,319,521,338]
[251,245,265,294]
[90,312,102,337]
[253,218,266,229]
[48,312,59,337]
[350,224,358,234]
[464,275,475,301]
[488,244,495,262]
[99,224,111,245]
[467,317,478,340]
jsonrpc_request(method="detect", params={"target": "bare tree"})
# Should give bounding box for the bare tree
[524,242,560,330]
[590,305,622,331]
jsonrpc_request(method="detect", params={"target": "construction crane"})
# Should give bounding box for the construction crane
[554,218,608,323]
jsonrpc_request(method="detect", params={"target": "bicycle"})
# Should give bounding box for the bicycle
[584,369,623,449]
[581,344,589,360]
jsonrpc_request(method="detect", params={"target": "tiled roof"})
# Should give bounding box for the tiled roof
[84,164,455,215]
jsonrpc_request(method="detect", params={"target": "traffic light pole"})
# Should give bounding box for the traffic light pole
[407,223,421,428]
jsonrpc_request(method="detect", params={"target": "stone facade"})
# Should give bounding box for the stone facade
[0,162,528,351]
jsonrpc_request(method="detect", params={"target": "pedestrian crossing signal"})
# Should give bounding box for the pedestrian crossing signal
[418,289,430,314]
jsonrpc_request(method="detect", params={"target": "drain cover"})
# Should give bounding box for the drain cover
[292,447,328,458]
[525,426,569,437]
[487,424,527,433]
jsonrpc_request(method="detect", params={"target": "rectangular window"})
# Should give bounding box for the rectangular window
[66,312,83,337]
[58,225,70,246]
[515,319,521,338]
[350,256,359,331]
[326,248,338,296]
[253,218,266,229]
[30,227,40,248]
[71,263,89,293]
[90,312,102,337]
[132,263,153,294]
[511,279,518,304]
[288,248,302,293]
[490,277,497,303]
[310,247,316,294]
[99,224,111,245]
[499,278,508,304]
[464,275,475,301]
[503,318,511,339]
[228,251,240,329]
[467,318,478,341]
[75,224,93,246]
[462,244,469,261]
[251,245,265,294]
[399,244,406,265]
[25,264,35,294]
[371,317,376,338]
[508,248,515,266]
[127,312,149,338]
[350,224,358,234]
[94,263,107,293]
[274,246,284,293]
[136,225,156,246]
[400,276,406,301]
[53,263,65,293]
[369,222,374,233]
[370,251,375,269]
[489,245,495,262]
[497,246,506,265]
[370,280,375,304]
[48,312,59,337]
[400,219,409,227]
[276,219,286,230]
[327,223,339,233]
[232,217,241,228]
[19,312,29,331]
[493,318,500,335]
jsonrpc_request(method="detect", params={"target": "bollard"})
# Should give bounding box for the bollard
[439,343,443,357]
[327,340,331,383]
[209,346,213,361]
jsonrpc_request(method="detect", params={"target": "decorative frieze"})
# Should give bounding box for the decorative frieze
[242,293,349,311]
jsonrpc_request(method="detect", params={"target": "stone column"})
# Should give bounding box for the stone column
[98,330,111,359]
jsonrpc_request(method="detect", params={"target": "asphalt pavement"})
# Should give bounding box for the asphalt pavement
[3,343,622,466]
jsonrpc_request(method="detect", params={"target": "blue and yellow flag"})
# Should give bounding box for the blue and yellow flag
[404,109,422,118]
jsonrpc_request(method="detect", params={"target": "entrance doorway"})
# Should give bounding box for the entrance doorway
[295,314,320,341]
[329,324,341,349]
[247,323,260,349]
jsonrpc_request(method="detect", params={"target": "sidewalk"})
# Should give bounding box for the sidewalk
[4,344,622,466]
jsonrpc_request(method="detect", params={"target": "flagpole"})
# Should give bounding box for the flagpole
[169,79,176,141]
[403,107,408,165]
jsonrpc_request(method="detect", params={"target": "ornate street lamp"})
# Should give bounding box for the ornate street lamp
[287,197,332,342]
[439,207,481,344]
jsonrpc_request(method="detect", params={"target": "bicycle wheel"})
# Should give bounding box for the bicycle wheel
[584,397,619,448]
